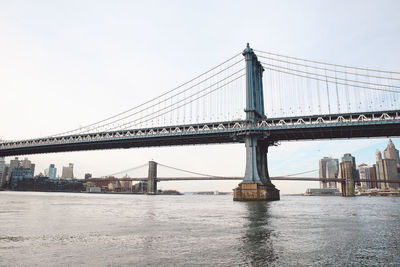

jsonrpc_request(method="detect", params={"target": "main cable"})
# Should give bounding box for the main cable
[255,49,400,75]
[258,54,400,81]
[114,72,246,131]
[105,163,148,177]
[261,62,400,89]
[261,64,400,94]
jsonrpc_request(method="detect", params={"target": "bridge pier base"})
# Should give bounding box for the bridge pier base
[233,135,280,201]
[233,182,279,201]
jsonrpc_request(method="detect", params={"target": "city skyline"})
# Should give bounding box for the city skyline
[1,1,400,193]
[2,138,399,194]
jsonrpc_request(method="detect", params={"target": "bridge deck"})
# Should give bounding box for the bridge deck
[1,110,399,157]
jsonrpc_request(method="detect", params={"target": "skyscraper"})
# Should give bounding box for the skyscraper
[358,163,371,188]
[370,165,378,188]
[376,140,400,189]
[383,139,400,163]
[319,157,339,189]
[61,163,74,179]
[375,150,383,188]
[45,164,57,179]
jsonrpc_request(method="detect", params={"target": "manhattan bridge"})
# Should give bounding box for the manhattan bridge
[1,44,400,200]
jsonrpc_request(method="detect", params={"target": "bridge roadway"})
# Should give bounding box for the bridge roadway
[84,176,400,184]
[1,110,400,157]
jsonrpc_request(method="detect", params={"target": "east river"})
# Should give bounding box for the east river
[0,192,399,266]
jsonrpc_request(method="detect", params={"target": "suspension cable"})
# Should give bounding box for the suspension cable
[48,52,243,137]
[261,61,400,89]
[113,72,246,131]
[105,163,148,177]
[284,169,318,177]
[255,49,400,75]
[258,54,400,81]
[157,162,221,177]
[261,64,400,94]
[78,62,245,134]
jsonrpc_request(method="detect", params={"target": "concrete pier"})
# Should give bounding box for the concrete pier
[233,182,280,201]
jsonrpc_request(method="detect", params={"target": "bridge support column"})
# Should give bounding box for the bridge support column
[147,161,157,194]
[233,43,280,201]
[234,136,280,201]
[340,161,355,197]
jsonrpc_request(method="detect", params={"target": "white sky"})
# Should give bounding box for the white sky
[1,0,399,193]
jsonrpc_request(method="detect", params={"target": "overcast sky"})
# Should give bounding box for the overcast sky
[1,0,399,193]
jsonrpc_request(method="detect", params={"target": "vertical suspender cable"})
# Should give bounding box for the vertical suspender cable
[325,69,331,114]
[335,68,340,113]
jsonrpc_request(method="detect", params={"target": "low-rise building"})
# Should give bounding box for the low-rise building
[10,167,33,188]
[0,157,5,187]
[305,188,341,196]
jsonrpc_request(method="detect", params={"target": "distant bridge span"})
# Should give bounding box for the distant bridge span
[84,176,400,184]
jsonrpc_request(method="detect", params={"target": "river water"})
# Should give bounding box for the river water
[0,191,399,266]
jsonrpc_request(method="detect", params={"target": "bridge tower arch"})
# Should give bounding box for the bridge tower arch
[233,44,280,201]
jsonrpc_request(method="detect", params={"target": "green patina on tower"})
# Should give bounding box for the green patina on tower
[233,44,280,201]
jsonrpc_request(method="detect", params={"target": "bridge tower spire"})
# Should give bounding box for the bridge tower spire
[243,43,265,122]
[233,43,280,201]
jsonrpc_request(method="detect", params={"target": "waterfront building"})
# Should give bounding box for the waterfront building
[0,157,5,187]
[15,177,84,192]
[21,158,31,169]
[305,188,340,196]
[120,180,133,192]
[375,150,383,188]
[108,181,121,192]
[376,140,400,189]
[3,165,9,185]
[10,167,33,188]
[370,165,378,188]
[86,186,101,193]
[21,158,35,176]
[30,163,35,176]
[44,164,57,180]
[134,181,147,193]
[8,157,20,173]
[358,164,372,189]
[319,157,339,189]
[376,158,398,189]
[61,163,74,179]
[6,157,21,185]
